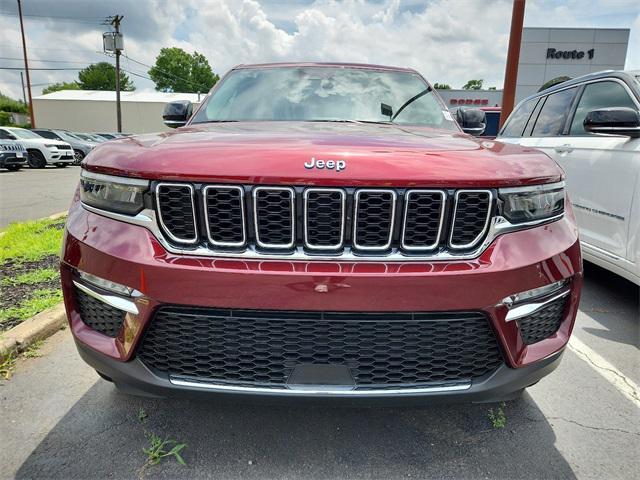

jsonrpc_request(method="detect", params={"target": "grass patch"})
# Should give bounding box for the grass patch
[1,350,17,380]
[0,289,63,326]
[488,402,507,429]
[23,339,45,358]
[1,268,59,287]
[0,217,65,263]
[142,433,187,466]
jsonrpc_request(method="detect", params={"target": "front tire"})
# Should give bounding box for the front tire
[55,163,66,168]
[73,150,85,165]
[27,150,47,169]
[6,165,21,171]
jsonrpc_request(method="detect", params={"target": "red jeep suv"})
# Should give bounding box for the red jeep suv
[61,63,582,403]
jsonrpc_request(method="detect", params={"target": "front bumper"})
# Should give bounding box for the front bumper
[61,198,582,401]
[0,152,27,168]
[47,148,75,163]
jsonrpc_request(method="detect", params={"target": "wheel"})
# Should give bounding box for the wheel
[73,149,85,165]
[6,165,21,171]
[96,370,113,382]
[27,150,47,168]
[55,163,66,168]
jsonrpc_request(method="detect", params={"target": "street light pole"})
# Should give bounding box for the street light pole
[500,0,526,128]
[17,0,35,127]
[111,15,124,133]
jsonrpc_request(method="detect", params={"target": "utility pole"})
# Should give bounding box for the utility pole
[20,72,27,104]
[111,15,124,133]
[17,0,35,127]
[500,0,526,128]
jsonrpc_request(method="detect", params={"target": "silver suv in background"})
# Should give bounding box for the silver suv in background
[32,128,97,164]
[0,127,75,168]
[0,135,28,171]
[498,70,640,285]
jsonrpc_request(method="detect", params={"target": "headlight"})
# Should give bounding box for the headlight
[499,182,564,223]
[80,170,148,215]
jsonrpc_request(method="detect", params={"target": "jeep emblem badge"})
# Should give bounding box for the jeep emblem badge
[304,157,346,172]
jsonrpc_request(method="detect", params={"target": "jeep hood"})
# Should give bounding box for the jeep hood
[84,121,563,187]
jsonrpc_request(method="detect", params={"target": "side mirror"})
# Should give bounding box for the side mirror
[455,108,486,136]
[584,107,640,138]
[163,100,193,128]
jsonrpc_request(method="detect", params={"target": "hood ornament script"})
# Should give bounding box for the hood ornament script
[304,157,346,172]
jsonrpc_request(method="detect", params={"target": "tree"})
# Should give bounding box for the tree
[42,81,80,95]
[77,62,135,91]
[433,83,451,90]
[462,79,483,90]
[538,76,571,92]
[488,86,497,91]
[148,47,219,93]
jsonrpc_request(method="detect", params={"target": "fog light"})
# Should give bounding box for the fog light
[502,279,569,308]
[77,271,134,296]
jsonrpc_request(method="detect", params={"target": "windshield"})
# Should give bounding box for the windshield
[10,128,44,139]
[192,66,456,129]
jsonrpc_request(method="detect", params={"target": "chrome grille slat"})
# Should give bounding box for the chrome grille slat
[253,186,295,249]
[353,189,397,251]
[203,185,246,247]
[402,190,446,250]
[449,190,493,249]
[156,183,198,244]
[304,188,346,250]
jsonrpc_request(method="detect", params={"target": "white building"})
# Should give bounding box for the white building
[515,27,629,102]
[32,90,202,134]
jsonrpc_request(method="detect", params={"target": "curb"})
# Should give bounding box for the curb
[0,303,67,362]
[0,210,69,361]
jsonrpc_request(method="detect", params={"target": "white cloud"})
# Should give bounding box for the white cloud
[0,0,638,101]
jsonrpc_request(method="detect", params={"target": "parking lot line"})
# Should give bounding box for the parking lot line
[568,334,640,407]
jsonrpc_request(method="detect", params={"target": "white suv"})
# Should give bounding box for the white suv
[498,70,640,285]
[0,127,75,168]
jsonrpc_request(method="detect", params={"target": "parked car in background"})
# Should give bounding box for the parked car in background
[62,62,582,403]
[0,133,28,171]
[76,133,108,143]
[0,127,75,168]
[498,70,640,285]
[32,128,97,164]
[94,133,118,140]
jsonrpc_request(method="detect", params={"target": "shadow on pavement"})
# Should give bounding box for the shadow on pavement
[16,379,576,479]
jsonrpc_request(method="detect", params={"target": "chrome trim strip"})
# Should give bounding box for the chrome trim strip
[505,290,570,322]
[81,202,564,262]
[353,189,397,251]
[169,377,471,396]
[498,180,565,195]
[80,169,150,187]
[253,186,296,249]
[448,189,493,250]
[155,183,198,244]
[202,185,246,247]
[73,280,139,314]
[303,188,346,250]
[401,189,447,251]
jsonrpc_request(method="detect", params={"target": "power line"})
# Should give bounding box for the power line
[0,66,83,70]
[0,56,92,64]
[0,12,102,24]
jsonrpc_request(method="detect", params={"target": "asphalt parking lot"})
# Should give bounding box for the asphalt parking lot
[1,266,638,480]
[0,166,80,227]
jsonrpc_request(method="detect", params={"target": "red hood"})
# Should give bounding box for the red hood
[84,122,562,187]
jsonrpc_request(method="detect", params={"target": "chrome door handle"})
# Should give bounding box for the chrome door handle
[554,145,573,154]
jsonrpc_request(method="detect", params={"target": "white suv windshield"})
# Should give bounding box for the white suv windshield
[192,66,456,129]
[8,128,43,139]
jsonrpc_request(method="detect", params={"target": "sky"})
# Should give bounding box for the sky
[0,0,639,100]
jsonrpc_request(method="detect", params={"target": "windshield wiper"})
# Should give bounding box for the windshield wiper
[390,88,431,122]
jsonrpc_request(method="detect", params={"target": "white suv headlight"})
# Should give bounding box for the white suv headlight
[80,170,149,215]
[498,182,565,224]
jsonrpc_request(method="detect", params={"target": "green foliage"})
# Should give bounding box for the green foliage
[0,350,17,380]
[0,111,12,126]
[138,407,148,422]
[149,47,219,93]
[462,79,484,90]
[42,82,80,95]
[0,289,63,326]
[538,76,572,92]
[1,268,59,287]
[24,340,45,358]
[143,433,187,466]
[488,86,497,90]
[77,62,135,91]
[0,92,28,113]
[488,402,507,429]
[433,83,451,90]
[0,217,65,263]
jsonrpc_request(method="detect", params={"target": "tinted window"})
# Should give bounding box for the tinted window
[192,66,456,129]
[500,98,538,137]
[0,129,15,140]
[34,130,58,140]
[569,81,638,135]
[483,112,500,136]
[531,87,577,137]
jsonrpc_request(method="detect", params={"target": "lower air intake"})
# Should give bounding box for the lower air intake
[76,288,126,338]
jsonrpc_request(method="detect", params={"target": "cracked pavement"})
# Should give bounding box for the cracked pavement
[1,262,637,479]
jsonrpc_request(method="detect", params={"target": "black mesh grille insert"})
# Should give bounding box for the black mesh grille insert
[354,190,395,249]
[157,184,197,242]
[254,188,294,248]
[76,288,126,338]
[137,308,504,388]
[403,191,445,249]
[204,186,245,246]
[518,296,567,345]
[305,189,344,249]
[450,191,491,248]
